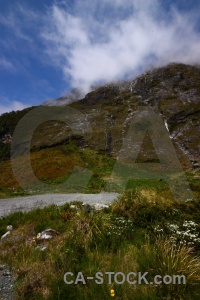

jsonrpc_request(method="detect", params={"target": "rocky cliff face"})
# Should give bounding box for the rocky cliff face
[70,63,200,170]
[0,63,200,170]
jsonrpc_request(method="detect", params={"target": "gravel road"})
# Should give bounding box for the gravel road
[0,193,119,218]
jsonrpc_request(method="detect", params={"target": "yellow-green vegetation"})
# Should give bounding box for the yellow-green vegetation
[0,142,199,198]
[0,189,199,299]
[0,145,116,197]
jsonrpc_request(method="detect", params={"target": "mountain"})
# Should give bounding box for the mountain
[70,63,200,169]
[42,88,83,106]
[0,63,199,196]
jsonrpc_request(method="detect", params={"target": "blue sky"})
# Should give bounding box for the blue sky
[0,0,200,114]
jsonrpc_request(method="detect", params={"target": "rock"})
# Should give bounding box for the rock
[1,225,13,241]
[37,232,52,240]
[42,228,60,236]
[0,265,6,270]
[6,225,13,231]
[94,203,109,211]
[36,228,60,240]
[3,271,11,277]
[1,231,11,241]
[185,198,195,203]
[35,245,47,251]
[82,203,91,213]
[70,205,77,209]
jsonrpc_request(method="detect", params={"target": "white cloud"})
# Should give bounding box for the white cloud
[0,10,32,43]
[0,101,29,115]
[0,56,15,72]
[0,4,41,65]
[42,0,200,93]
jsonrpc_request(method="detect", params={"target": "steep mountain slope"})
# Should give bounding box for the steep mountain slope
[28,63,199,169]
[0,63,199,196]
[70,63,200,168]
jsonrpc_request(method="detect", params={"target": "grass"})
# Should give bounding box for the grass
[0,187,199,299]
[138,239,200,299]
[0,144,116,197]
[0,141,199,199]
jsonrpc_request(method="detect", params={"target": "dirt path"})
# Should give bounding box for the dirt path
[0,193,119,218]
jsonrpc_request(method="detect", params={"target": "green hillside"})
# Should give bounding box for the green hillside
[0,63,199,199]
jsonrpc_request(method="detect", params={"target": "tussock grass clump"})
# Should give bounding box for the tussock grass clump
[138,238,200,299]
